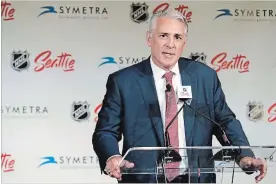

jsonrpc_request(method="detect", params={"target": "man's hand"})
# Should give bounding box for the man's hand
[239,157,267,183]
[104,155,135,181]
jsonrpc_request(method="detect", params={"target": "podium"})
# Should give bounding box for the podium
[118,146,276,183]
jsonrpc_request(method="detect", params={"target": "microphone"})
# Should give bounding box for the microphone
[165,84,171,92]
[177,86,241,161]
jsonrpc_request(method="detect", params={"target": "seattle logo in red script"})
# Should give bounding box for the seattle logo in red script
[153,3,192,23]
[1,153,15,172]
[94,103,102,123]
[268,103,276,123]
[34,50,75,72]
[1,1,15,21]
[211,52,250,73]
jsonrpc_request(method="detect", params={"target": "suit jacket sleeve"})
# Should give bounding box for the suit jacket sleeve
[212,71,255,165]
[92,74,123,172]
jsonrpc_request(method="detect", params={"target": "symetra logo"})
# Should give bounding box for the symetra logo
[215,8,276,22]
[215,9,233,19]
[38,5,108,20]
[38,6,57,17]
[2,105,49,118]
[98,56,146,68]
[38,155,100,169]
[98,57,117,67]
[38,156,57,167]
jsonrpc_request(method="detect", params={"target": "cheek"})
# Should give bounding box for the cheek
[176,49,184,55]
[153,45,163,53]
[176,44,185,53]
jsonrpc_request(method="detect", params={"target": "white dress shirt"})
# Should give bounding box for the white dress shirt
[150,57,188,172]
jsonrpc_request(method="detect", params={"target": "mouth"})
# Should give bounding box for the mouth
[162,52,175,58]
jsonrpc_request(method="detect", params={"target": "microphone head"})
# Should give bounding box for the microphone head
[166,84,172,92]
[178,86,192,100]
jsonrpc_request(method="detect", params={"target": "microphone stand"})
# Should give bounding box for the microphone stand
[182,100,241,160]
[197,156,201,183]
[182,99,241,184]
[164,102,185,163]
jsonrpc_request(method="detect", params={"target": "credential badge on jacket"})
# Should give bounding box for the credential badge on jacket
[72,101,90,122]
[177,86,192,105]
[178,86,192,98]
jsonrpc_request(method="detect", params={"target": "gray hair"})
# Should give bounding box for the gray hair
[149,9,188,39]
[149,9,188,34]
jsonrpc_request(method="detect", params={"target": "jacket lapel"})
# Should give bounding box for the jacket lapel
[136,58,165,147]
[179,59,197,146]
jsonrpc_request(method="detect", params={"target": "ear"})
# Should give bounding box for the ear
[146,31,151,47]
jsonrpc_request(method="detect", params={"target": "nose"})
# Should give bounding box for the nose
[166,37,175,49]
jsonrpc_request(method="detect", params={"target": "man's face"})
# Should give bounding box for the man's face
[147,17,187,70]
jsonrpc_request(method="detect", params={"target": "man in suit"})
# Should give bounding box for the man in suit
[92,9,267,183]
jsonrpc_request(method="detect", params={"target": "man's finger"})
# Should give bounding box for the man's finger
[119,160,135,168]
[108,170,115,178]
[256,176,264,183]
[115,165,121,174]
[256,172,265,183]
[118,160,126,167]
[255,159,268,183]
[111,170,122,181]
[125,161,135,168]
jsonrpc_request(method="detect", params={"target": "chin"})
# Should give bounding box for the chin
[163,57,177,64]
[162,62,175,69]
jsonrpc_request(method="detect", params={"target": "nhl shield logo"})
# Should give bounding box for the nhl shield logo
[72,101,90,122]
[247,102,264,122]
[11,50,30,71]
[190,52,207,65]
[130,2,149,23]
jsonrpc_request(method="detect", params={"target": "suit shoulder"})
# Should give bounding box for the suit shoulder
[108,60,144,80]
[179,57,217,77]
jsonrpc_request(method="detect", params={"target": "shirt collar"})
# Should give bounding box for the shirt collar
[150,56,180,81]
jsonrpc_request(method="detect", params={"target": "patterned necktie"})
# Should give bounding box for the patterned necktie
[164,71,180,182]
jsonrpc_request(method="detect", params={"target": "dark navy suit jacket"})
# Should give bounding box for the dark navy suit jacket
[92,57,254,183]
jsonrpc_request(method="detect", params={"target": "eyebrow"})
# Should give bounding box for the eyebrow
[159,32,184,37]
